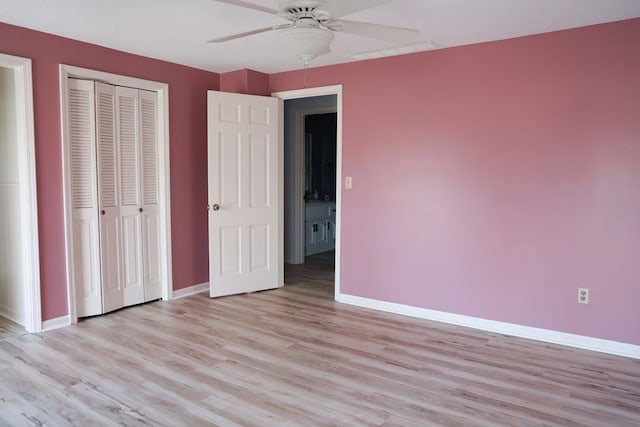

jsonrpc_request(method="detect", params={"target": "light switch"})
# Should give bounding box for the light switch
[345,176,352,189]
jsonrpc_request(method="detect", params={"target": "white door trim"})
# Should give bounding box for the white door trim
[0,53,41,333]
[272,85,343,298]
[59,64,173,324]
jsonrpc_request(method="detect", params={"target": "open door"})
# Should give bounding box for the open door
[207,91,282,297]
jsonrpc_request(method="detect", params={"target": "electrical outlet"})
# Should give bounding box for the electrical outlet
[578,288,590,304]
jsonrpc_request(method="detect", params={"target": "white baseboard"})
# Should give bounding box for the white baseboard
[336,293,640,360]
[172,282,209,299]
[41,315,70,332]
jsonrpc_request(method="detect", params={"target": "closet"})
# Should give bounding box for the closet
[67,78,161,317]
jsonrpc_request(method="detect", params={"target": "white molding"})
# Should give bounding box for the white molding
[157,79,173,302]
[173,282,209,299]
[59,66,77,324]
[278,97,285,288]
[59,64,173,324]
[41,315,70,332]
[272,85,343,297]
[0,53,41,333]
[337,293,640,360]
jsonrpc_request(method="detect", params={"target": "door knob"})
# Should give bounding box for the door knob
[212,203,220,211]
[100,210,106,215]
[139,207,143,213]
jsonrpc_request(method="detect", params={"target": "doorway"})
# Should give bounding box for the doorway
[301,112,337,260]
[273,86,342,298]
[0,53,40,333]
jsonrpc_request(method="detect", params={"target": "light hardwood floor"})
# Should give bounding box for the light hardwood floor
[1,252,639,426]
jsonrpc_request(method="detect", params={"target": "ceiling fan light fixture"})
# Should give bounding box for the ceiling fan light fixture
[280,26,334,64]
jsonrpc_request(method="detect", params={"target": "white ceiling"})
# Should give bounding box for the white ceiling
[2,0,639,74]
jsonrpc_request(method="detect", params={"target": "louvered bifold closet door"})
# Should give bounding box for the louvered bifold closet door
[95,82,124,313]
[116,86,145,307]
[68,79,102,317]
[139,89,162,301]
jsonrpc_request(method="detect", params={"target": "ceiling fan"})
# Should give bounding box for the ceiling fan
[208,0,419,65]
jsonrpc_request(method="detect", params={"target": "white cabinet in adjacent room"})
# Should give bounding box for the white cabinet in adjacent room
[305,201,336,256]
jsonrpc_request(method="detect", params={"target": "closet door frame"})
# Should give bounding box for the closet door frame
[59,65,172,325]
[0,53,41,333]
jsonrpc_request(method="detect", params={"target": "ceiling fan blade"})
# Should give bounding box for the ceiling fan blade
[210,0,278,15]
[207,26,275,43]
[333,20,419,44]
[316,0,389,19]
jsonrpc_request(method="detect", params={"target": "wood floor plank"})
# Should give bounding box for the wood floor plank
[1,251,639,426]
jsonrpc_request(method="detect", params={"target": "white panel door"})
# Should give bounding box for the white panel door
[95,82,123,313]
[208,91,281,297]
[139,89,162,302]
[68,78,102,317]
[116,86,144,307]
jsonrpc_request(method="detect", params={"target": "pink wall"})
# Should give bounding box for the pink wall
[220,69,270,96]
[0,23,218,320]
[270,19,640,345]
